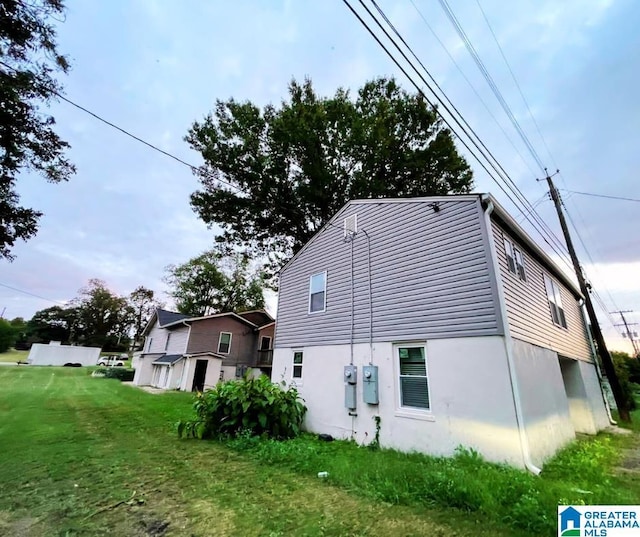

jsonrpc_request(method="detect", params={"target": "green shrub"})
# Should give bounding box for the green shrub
[93,367,134,381]
[177,375,306,440]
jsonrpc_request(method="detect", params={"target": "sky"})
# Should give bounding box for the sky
[2,0,639,353]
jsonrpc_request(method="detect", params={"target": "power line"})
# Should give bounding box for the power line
[346,0,574,271]
[560,189,640,203]
[0,282,68,307]
[436,0,546,173]
[407,0,538,179]
[474,0,557,171]
[0,60,242,194]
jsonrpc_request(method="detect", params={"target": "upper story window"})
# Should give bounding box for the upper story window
[147,337,153,352]
[259,336,272,350]
[218,332,232,354]
[164,333,172,351]
[503,237,527,282]
[544,274,567,328]
[309,271,327,313]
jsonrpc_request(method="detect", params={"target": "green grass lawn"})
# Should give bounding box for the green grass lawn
[0,367,637,537]
[0,348,28,363]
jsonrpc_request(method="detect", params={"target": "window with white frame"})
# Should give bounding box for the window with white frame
[218,332,232,354]
[147,337,153,352]
[398,345,430,410]
[260,336,272,350]
[503,237,526,281]
[164,333,172,351]
[544,274,567,328]
[309,272,326,313]
[292,351,303,379]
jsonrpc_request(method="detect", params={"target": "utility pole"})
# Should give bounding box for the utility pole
[543,170,631,422]
[612,310,639,357]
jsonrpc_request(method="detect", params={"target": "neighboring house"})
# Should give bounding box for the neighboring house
[133,308,275,392]
[271,194,611,470]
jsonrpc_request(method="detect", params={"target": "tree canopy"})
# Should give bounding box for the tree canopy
[164,252,266,317]
[129,286,164,350]
[186,77,473,274]
[0,0,75,260]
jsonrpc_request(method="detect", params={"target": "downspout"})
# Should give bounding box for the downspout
[579,303,617,425]
[482,195,542,475]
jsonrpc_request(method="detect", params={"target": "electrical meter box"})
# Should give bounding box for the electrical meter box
[344,365,357,410]
[362,365,379,404]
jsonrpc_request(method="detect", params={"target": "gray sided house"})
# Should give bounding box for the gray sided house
[133,309,275,392]
[271,194,611,470]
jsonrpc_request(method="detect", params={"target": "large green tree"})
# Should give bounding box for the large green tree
[26,305,74,344]
[0,0,75,260]
[0,319,17,353]
[128,286,163,350]
[186,77,473,273]
[165,252,265,317]
[71,279,133,349]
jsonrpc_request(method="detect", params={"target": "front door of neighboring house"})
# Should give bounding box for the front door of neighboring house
[192,359,208,392]
[160,365,170,388]
[152,365,161,387]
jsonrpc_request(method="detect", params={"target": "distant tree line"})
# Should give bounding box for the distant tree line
[1,280,162,353]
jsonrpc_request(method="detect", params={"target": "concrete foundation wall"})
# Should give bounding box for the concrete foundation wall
[28,344,101,366]
[578,359,610,431]
[511,339,575,466]
[273,336,525,467]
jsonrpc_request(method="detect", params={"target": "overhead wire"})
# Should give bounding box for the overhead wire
[0,59,243,195]
[407,0,538,179]
[474,0,557,170]
[427,1,626,325]
[436,0,546,173]
[347,0,574,271]
[0,282,68,307]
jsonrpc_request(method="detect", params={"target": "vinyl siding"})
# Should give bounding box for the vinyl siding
[275,198,500,348]
[186,317,258,367]
[491,220,592,360]
[165,326,189,354]
[143,323,189,355]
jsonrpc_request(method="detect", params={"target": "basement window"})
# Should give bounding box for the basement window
[293,351,303,379]
[398,346,430,410]
[544,274,567,329]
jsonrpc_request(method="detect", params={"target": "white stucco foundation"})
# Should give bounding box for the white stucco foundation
[273,335,610,469]
[273,336,526,467]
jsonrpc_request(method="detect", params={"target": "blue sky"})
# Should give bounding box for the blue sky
[2,0,639,352]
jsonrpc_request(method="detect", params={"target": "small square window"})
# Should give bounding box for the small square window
[218,332,232,354]
[309,272,326,313]
[293,351,303,379]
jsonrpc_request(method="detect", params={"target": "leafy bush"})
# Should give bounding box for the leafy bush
[178,375,306,440]
[0,319,17,353]
[611,351,638,410]
[92,367,134,381]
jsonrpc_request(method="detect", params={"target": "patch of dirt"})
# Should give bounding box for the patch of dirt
[0,511,42,537]
[140,518,170,537]
[615,434,640,475]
